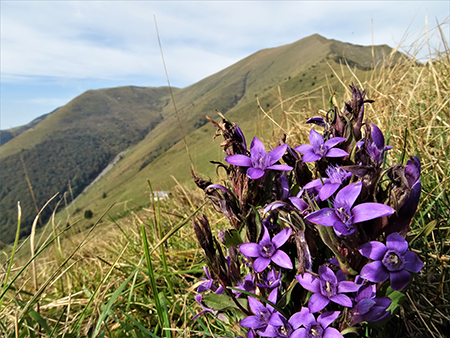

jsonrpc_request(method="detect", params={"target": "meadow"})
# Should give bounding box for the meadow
[0,26,449,337]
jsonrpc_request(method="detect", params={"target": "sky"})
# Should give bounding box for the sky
[1,1,449,129]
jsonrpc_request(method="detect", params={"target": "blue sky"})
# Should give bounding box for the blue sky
[1,1,449,129]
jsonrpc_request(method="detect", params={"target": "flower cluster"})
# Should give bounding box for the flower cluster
[191,84,423,337]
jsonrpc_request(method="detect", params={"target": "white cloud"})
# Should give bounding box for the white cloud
[1,1,448,85]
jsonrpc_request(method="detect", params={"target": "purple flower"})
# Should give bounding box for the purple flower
[226,137,293,179]
[240,289,281,330]
[240,226,293,273]
[233,273,256,297]
[296,265,360,313]
[305,181,395,237]
[366,124,393,165]
[350,280,391,325]
[290,307,343,338]
[257,268,282,290]
[306,116,326,127]
[197,266,218,293]
[303,165,352,201]
[359,233,424,291]
[192,294,217,320]
[294,129,348,162]
[234,123,247,152]
[258,311,304,338]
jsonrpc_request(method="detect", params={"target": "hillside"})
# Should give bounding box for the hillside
[0,34,405,243]
[0,109,55,146]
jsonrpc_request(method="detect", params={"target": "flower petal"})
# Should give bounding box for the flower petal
[302,150,322,163]
[268,143,288,164]
[289,310,310,330]
[239,243,261,258]
[333,220,355,237]
[247,167,265,180]
[360,261,390,283]
[296,273,321,293]
[405,156,421,188]
[389,269,411,291]
[294,144,313,154]
[290,328,307,338]
[386,233,408,253]
[338,281,360,293]
[317,311,340,329]
[308,293,329,313]
[371,124,385,149]
[335,182,361,209]
[323,327,344,338]
[240,315,265,329]
[305,208,339,227]
[403,251,424,273]
[272,228,291,248]
[309,129,324,150]
[253,257,271,273]
[352,203,395,223]
[261,225,270,242]
[359,241,387,260]
[318,183,340,201]
[225,154,252,167]
[250,137,266,159]
[324,137,346,149]
[266,164,293,172]
[289,197,308,212]
[329,294,352,307]
[304,179,324,190]
[248,296,266,315]
[325,148,349,158]
[292,307,315,327]
[319,265,337,284]
[271,249,293,269]
[306,116,326,127]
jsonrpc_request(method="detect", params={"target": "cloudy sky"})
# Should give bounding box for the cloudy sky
[1,1,448,129]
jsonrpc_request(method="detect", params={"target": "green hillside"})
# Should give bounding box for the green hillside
[0,86,173,243]
[0,34,404,243]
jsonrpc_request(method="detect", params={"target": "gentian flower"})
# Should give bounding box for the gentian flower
[258,311,304,338]
[368,124,392,165]
[303,165,352,201]
[257,268,282,290]
[192,294,217,320]
[290,307,343,338]
[240,289,282,330]
[233,273,256,297]
[305,181,395,237]
[296,265,360,313]
[226,137,292,179]
[197,266,219,293]
[240,226,293,273]
[349,280,391,325]
[294,129,348,162]
[234,123,247,152]
[359,233,424,290]
[306,116,326,127]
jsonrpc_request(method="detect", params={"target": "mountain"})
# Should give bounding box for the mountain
[0,34,404,243]
[1,109,56,146]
